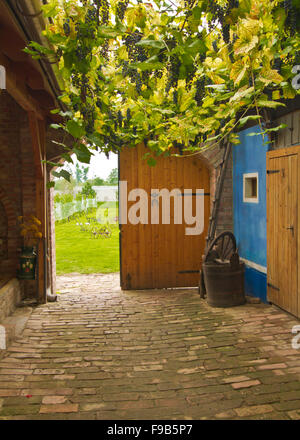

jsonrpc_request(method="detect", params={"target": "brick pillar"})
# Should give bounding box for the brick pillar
[19,113,38,298]
[47,171,56,295]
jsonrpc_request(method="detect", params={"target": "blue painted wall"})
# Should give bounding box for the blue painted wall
[232,125,268,302]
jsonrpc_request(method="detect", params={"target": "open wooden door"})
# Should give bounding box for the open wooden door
[119,144,210,290]
[267,146,300,317]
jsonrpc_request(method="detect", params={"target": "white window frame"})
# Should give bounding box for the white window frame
[243,172,259,204]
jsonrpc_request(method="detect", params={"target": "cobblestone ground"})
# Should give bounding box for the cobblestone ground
[0,273,300,420]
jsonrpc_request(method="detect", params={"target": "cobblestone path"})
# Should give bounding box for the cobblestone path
[0,273,300,420]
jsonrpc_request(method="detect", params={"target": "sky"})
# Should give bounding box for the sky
[63,151,118,180]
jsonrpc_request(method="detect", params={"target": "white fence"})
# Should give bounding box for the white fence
[92,186,118,202]
[55,198,97,221]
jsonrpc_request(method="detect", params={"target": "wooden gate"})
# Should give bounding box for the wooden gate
[119,144,210,290]
[267,146,300,318]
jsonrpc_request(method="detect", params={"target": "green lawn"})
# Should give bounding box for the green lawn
[55,209,119,274]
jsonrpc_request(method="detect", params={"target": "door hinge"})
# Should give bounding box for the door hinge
[267,282,280,291]
[178,193,210,196]
[267,170,280,175]
[178,270,199,274]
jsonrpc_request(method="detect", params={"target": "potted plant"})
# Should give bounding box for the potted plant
[17,215,42,280]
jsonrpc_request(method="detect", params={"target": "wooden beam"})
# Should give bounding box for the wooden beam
[35,118,47,303]
[13,61,45,90]
[0,52,45,119]
[29,89,55,110]
[28,111,43,178]
[0,25,28,62]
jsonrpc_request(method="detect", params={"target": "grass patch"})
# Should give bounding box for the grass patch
[55,209,119,274]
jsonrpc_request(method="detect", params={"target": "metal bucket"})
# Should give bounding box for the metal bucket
[202,261,246,308]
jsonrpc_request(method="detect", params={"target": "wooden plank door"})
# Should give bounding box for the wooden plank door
[267,146,300,317]
[119,143,210,290]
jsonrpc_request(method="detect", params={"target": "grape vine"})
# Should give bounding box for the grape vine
[23,0,300,178]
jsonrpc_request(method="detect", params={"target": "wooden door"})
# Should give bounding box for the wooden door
[267,146,300,317]
[119,144,210,290]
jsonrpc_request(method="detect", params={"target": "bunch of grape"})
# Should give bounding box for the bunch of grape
[132,70,142,94]
[295,51,300,65]
[273,57,282,73]
[63,19,71,37]
[142,71,150,83]
[186,66,196,90]
[228,0,239,9]
[199,52,206,64]
[75,46,89,61]
[101,40,109,60]
[116,0,129,21]
[118,110,123,128]
[124,31,147,63]
[80,104,96,134]
[86,115,95,135]
[221,24,230,45]
[184,0,194,7]
[85,7,98,24]
[121,61,130,77]
[80,74,90,101]
[195,77,206,107]
[166,55,181,93]
[284,0,292,11]
[207,1,219,28]
[284,0,297,34]
[71,72,81,88]
[72,99,79,112]
[173,90,178,105]
[96,66,105,82]
[97,0,109,25]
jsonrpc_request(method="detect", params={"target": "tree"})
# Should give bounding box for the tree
[75,163,89,183]
[92,176,106,186]
[26,0,300,180]
[54,175,76,193]
[106,168,118,185]
[80,181,96,199]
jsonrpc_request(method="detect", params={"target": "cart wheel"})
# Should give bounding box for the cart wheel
[204,231,237,262]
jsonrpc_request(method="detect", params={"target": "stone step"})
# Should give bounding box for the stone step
[0,306,32,359]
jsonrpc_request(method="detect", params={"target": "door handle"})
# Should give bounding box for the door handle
[286,226,294,236]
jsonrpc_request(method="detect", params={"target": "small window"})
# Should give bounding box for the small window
[243,173,259,203]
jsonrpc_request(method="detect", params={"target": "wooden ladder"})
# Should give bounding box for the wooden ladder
[199,139,232,296]
[205,139,232,249]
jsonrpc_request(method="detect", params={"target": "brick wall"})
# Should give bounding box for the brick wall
[0,279,21,324]
[0,92,42,299]
[0,92,23,280]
